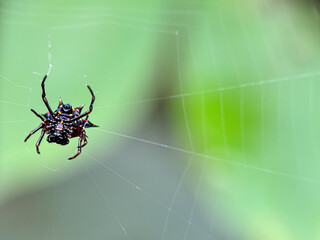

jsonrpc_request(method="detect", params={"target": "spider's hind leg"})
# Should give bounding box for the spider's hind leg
[30,109,45,121]
[41,74,56,117]
[66,85,95,122]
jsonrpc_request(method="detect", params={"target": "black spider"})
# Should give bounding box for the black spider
[24,74,98,160]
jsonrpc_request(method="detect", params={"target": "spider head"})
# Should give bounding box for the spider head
[62,104,72,114]
[47,121,70,145]
[47,132,70,145]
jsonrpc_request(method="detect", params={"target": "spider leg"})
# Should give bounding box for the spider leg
[68,135,84,160]
[24,123,43,142]
[80,133,88,148]
[41,75,58,119]
[31,109,45,121]
[36,129,45,154]
[66,85,95,122]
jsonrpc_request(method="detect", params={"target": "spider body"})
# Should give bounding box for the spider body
[24,74,97,160]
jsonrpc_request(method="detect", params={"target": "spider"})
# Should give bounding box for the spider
[24,74,97,160]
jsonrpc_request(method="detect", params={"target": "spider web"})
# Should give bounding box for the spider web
[1,0,320,239]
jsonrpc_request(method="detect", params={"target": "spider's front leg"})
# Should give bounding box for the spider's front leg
[36,130,45,154]
[68,132,86,160]
[24,123,44,142]
[80,135,88,148]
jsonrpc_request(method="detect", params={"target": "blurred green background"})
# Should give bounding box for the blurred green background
[1,0,320,239]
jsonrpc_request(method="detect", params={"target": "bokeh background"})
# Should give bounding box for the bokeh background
[1,0,320,239]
